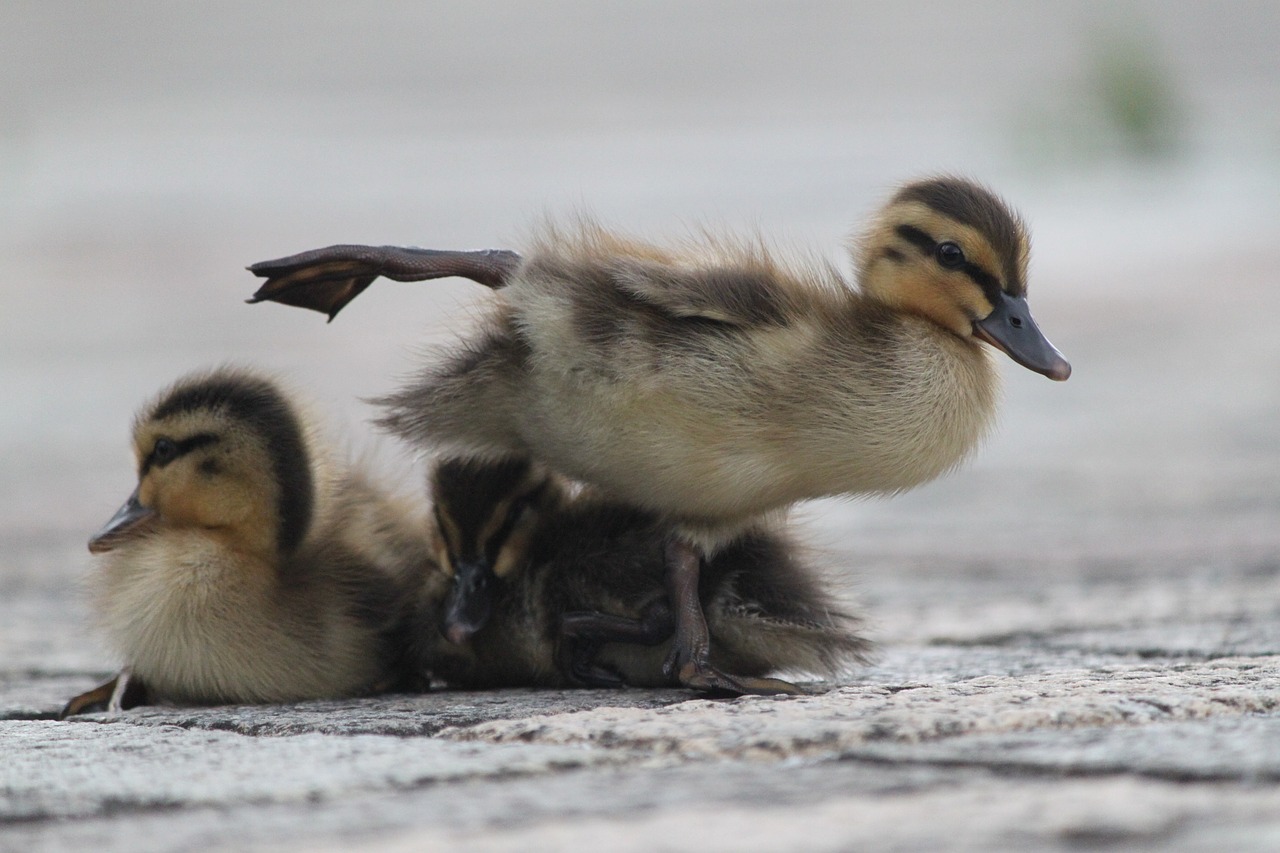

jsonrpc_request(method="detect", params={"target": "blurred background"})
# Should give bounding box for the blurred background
[3,2,1278,668]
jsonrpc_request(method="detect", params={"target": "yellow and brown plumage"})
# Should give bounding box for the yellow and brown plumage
[62,367,431,716]
[413,457,868,691]
[248,176,1070,694]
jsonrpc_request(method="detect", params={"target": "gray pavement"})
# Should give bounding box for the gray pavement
[4,3,1280,851]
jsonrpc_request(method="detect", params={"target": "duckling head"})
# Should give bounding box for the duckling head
[89,368,314,562]
[857,177,1070,381]
[429,456,564,644]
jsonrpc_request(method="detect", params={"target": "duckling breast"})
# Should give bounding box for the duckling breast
[794,314,1002,497]
[92,533,379,703]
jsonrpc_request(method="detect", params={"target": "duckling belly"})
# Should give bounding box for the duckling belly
[515,379,790,521]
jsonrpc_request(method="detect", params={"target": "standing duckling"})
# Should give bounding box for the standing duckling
[61,367,430,716]
[416,457,868,691]
[248,176,1070,694]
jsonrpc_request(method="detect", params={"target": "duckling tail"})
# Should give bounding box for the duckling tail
[704,530,871,678]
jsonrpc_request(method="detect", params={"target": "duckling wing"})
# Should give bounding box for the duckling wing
[247,245,522,321]
[608,259,792,328]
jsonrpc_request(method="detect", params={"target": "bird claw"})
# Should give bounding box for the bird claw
[668,653,800,697]
[59,670,148,719]
[60,681,115,719]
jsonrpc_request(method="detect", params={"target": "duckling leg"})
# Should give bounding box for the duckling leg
[59,670,150,719]
[558,600,675,687]
[663,539,801,696]
[247,245,522,320]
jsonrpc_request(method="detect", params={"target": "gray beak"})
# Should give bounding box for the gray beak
[973,292,1071,381]
[88,488,156,554]
[441,559,496,645]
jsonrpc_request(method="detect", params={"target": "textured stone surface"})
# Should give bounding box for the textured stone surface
[5,652,1280,851]
[0,720,616,822]
[311,777,1280,853]
[843,714,1280,781]
[51,687,692,737]
[440,658,1280,758]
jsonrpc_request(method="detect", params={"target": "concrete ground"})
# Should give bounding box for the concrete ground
[3,3,1279,851]
[5,244,1279,853]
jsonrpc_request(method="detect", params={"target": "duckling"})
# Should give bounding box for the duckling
[415,457,868,691]
[61,367,431,717]
[248,176,1070,694]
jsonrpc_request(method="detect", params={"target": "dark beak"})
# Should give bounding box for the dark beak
[973,292,1071,381]
[441,559,496,645]
[88,488,156,554]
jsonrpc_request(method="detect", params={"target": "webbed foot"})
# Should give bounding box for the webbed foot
[558,602,674,688]
[59,671,149,719]
[247,245,521,320]
[670,659,801,696]
[662,537,801,697]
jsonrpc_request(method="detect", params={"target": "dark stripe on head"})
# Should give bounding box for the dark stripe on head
[894,178,1026,295]
[141,433,220,476]
[960,263,1003,305]
[431,456,535,560]
[897,215,1009,304]
[432,502,457,555]
[149,371,313,554]
[895,224,936,254]
[483,477,548,563]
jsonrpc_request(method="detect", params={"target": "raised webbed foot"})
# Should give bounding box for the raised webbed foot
[247,245,522,320]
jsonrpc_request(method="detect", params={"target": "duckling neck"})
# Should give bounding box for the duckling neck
[788,309,1000,498]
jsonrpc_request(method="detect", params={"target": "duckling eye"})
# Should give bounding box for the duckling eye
[935,241,965,269]
[152,438,178,467]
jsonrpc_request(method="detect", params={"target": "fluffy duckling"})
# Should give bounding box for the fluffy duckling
[61,367,431,717]
[416,457,868,691]
[248,176,1069,694]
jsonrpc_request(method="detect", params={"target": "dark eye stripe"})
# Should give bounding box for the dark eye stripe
[141,433,220,475]
[482,506,522,564]
[895,225,935,254]
[960,263,1003,304]
[481,478,550,563]
[895,224,1004,304]
[434,503,460,558]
